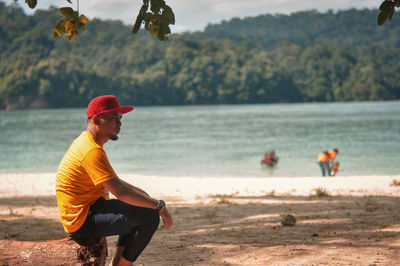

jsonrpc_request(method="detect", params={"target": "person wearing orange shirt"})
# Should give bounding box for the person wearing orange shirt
[56,95,173,266]
[328,149,339,174]
[317,151,331,176]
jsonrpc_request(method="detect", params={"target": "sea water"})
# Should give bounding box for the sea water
[1,101,399,177]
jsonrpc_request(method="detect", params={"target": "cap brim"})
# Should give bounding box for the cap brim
[118,106,134,114]
[99,106,134,115]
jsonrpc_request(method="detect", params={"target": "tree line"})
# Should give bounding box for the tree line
[1,4,399,109]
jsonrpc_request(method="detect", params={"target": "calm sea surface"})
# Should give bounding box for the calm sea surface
[1,101,399,177]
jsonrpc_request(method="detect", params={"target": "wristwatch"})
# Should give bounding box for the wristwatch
[156,200,166,212]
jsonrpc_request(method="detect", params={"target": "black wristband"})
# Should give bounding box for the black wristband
[156,200,165,212]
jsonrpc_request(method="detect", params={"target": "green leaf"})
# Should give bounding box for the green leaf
[379,0,392,11]
[53,29,61,37]
[378,9,389,26]
[132,3,148,33]
[149,23,159,36]
[77,22,86,30]
[143,12,153,30]
[132,16,143,33]
[157,24,170,41]
[144,19,151,31]
[157,32,168,41]
[378,11,389,25]
[79,14,88,23]
[150,0,165,14]
[25,0,37,9]
[60,7,74,18]
[56,20,66,32]
[53,19,66,38]
[377,1,394,26]
[161,5,175,25]
[144,12,153,21]
[159,24,171,35]
[133,0,174,41]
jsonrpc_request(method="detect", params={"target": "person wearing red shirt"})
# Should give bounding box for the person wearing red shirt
[261,151,279,167]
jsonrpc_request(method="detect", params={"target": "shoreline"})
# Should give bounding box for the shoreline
[1,173,399,200]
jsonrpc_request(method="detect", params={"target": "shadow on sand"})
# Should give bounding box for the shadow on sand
[0,194,399,264]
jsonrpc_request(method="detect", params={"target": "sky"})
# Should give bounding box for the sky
[2,0,379,32]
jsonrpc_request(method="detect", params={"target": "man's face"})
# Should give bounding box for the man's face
[97,111,123,141]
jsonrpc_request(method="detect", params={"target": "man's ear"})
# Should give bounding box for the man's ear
[92,115,100,125]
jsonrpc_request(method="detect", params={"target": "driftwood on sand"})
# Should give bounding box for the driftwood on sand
[0,236,107,266]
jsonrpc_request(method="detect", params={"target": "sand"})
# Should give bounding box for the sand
[0,173,400,265]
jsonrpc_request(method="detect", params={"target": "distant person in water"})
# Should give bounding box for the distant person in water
[317,151,331,176]
[261,151,279,167]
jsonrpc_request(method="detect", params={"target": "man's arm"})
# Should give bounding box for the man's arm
[120,179,150,197]
[102,177,158,208]
[330,158,335,168]
[102,177,173,229]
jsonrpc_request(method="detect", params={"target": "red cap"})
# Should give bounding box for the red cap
[87,95,134,118]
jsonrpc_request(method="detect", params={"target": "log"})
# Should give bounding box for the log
[0,236,108,265]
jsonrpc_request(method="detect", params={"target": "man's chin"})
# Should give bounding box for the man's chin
[110,135,119,141]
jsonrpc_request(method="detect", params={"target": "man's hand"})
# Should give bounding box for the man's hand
[159,207,173,229]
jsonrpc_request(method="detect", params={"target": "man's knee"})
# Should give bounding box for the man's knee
[144,210,160,233]
[127,208,160,229]
[150,210,160,229]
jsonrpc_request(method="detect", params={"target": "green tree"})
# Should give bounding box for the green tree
[1,6,400,109]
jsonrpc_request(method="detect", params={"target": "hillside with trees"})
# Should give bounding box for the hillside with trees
[0,4,399,109]
[195,9,400,49]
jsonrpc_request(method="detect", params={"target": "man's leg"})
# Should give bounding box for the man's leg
[325,162,332,176]
[116,210,160,262]
[318,161,325,176]
[109,246,125,266]
[71,198,160,264]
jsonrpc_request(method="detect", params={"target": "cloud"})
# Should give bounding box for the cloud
[2,0,379,32]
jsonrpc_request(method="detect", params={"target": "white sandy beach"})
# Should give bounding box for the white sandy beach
[1,173,400,265]
[0,173,399,199]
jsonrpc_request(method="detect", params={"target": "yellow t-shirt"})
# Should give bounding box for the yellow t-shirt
[56,131,117,233]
